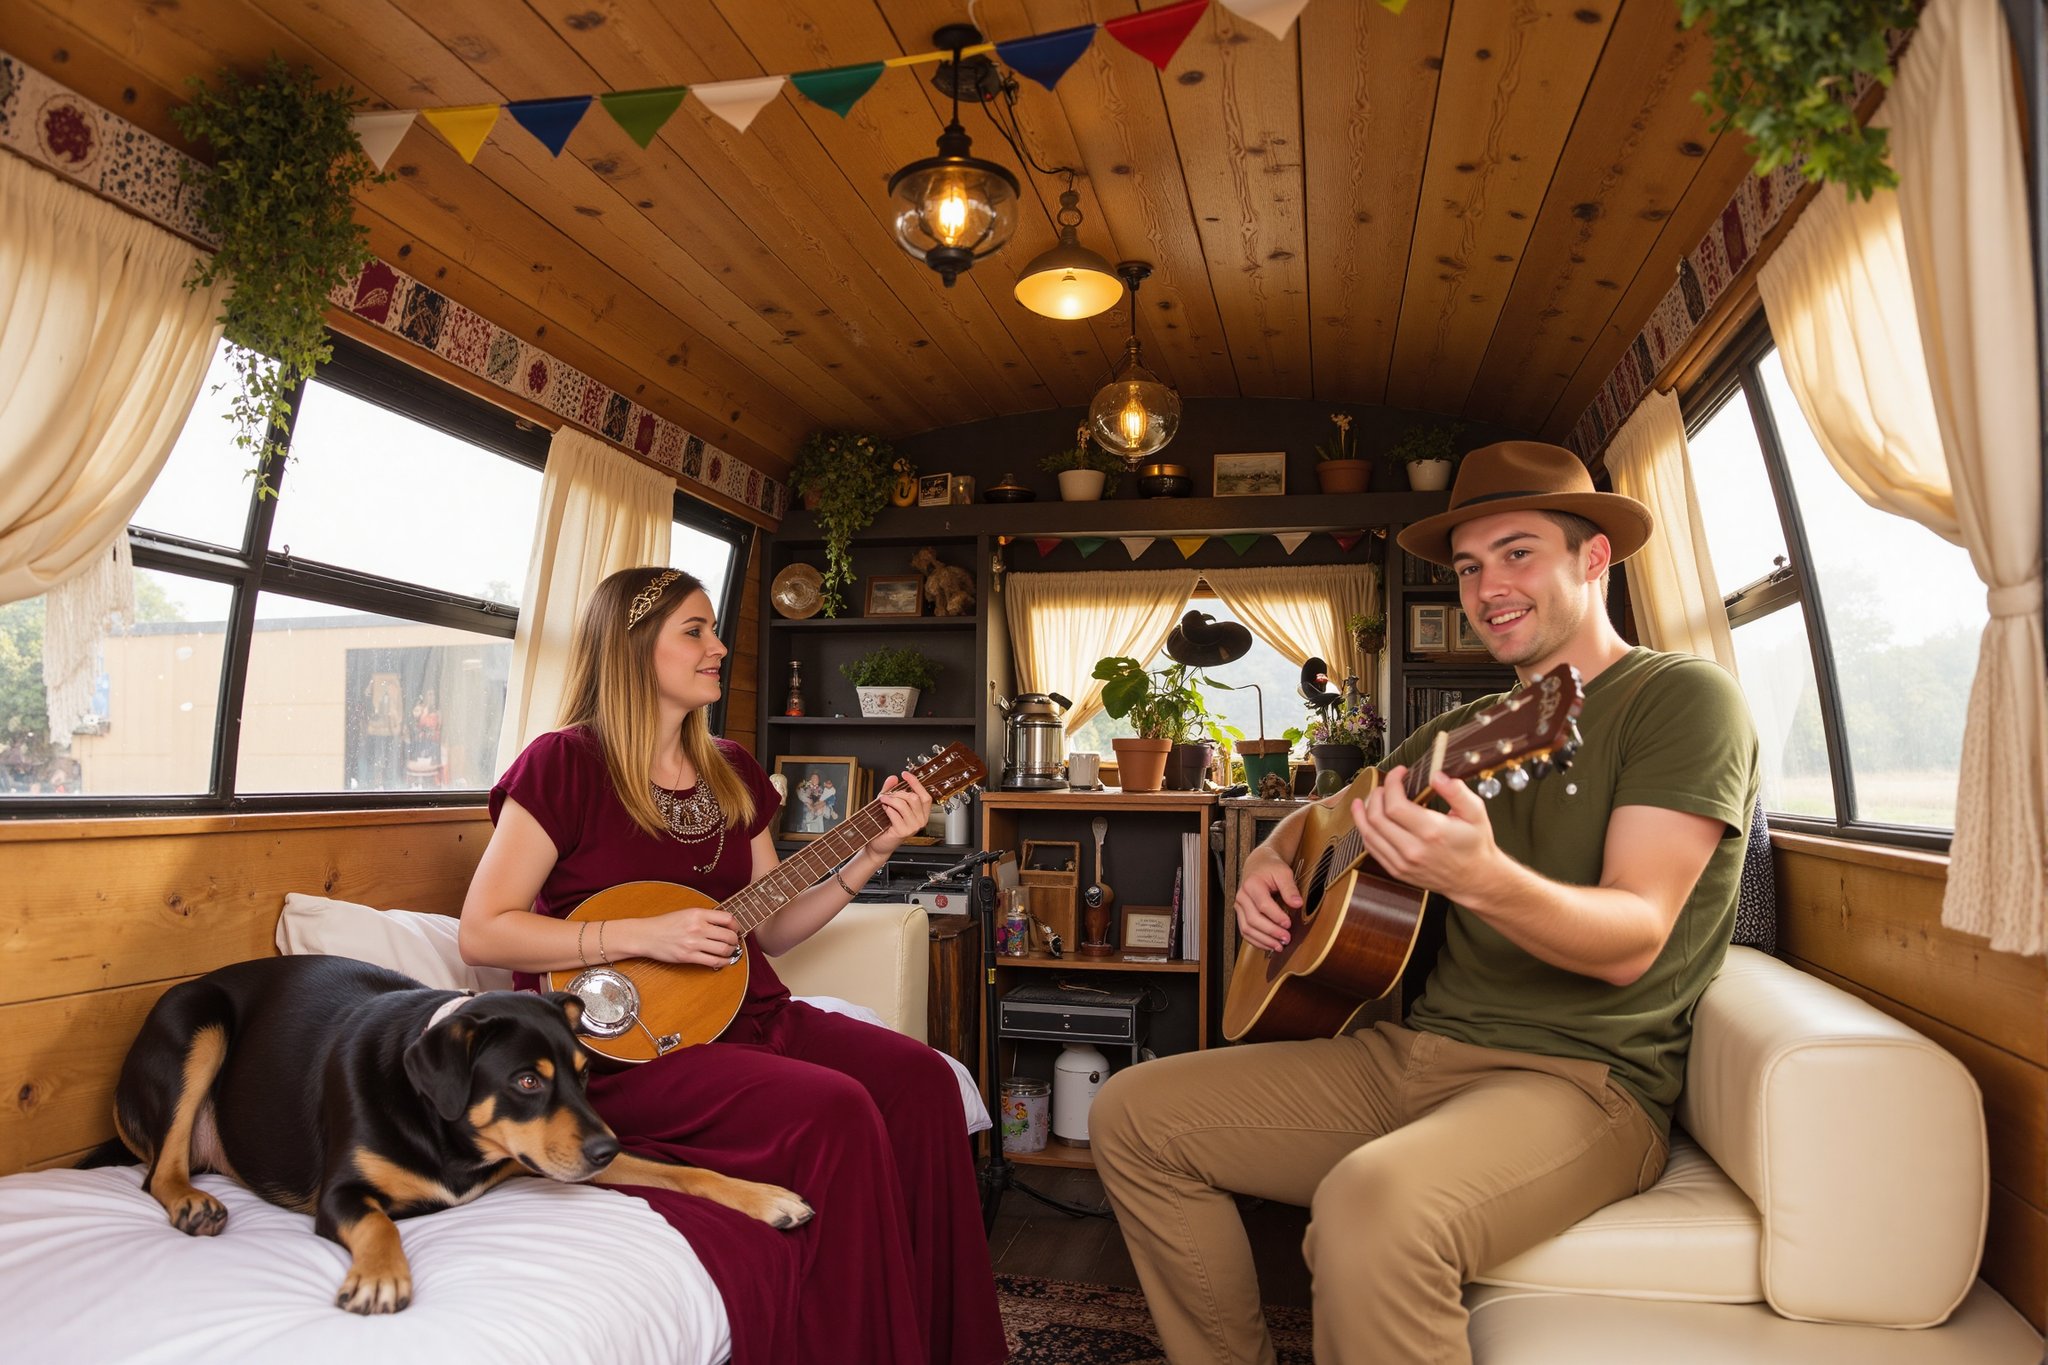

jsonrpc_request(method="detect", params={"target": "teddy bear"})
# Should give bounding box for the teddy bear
[910,546,976,617]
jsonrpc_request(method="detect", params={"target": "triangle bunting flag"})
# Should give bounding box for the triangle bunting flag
[1120,537,1154,562]
[600,87,689,148]
[507,96,593,156]
[1032,538,1062,558]
[1173,536,1208,560]
[350,110,417,172]
[421,104,500,164]
[694,76,786,134]
[1074,538,1107,558]
[1223,534,1260,555]
[1330,531,1364,552]
[1105,0,1210,70]
[1274,532,1311,555]
[1218,0,1311,40]
[996,25,1099,90]
[790,63,886,117]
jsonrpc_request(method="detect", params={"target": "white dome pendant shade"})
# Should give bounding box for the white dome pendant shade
[1014,189,1122,320]
[1087,262,1182,463]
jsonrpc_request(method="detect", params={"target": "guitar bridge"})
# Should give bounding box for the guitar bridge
[654,1032,682,1054]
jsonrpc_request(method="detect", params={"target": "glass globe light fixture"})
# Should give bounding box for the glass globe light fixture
[887,26,1020,287]
[1087,262,1182,465]
[1014,187,1122,320]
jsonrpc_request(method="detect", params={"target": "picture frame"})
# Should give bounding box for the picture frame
[1122,910,1175,951]
[1453,610,1488,653]
[1409,603,1449,652]
[772,755,858,841]
[917,473,953,507]
[864,574,923,617]
[1212,451,1286,498]
[949,474,977,505]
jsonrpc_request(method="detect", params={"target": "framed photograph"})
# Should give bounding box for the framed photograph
[1453,610,1488,653]
[1409,603,1448,652]
[772,755,857,841]
[949,474,977,505]
[865,574,923,617]
[917,473,953,507]
[1122,910,1175,951]
[1213,451,1286,498]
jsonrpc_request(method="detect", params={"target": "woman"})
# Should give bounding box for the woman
[460,566,1006,1365]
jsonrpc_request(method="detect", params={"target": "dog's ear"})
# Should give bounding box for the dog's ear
[544,991,586,1031]
[402,1016,478,1123]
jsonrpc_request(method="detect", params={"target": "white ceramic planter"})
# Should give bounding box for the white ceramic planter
[1406,458,1453,491]
[1057,468,1107,501]
[856,686,920,719]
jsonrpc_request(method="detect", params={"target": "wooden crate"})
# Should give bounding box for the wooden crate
[1018,839,1081,949]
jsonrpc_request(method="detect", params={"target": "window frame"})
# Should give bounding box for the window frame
[1683,315,1951,852]
[672,490,756,739]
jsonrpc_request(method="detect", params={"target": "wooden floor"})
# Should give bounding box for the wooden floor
[988,1166,1314,1311]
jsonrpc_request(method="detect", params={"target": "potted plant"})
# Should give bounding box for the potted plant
[1349,611,1386,657]
[1205,678,1291,794]
[1093,655,1209,792]
[841,646,939,719]
[1287,693,1387,789]
[1390,421,1465,492]
[1315,411,1371,495]
[175,58,387,496]
[1040,424,1124,501]
[790,432,894,615]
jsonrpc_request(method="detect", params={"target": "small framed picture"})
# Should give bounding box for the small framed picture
[772,755,858,841]
[917,473,953,507]
[1122,910,1175,951]
[949,474,977,505]
[1409,603,1448,652]
[865,574,923,617]
[1453,611,1488,653]
[1213,451,1286,498]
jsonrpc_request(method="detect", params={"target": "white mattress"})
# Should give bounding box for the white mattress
[0,1166,729,1365]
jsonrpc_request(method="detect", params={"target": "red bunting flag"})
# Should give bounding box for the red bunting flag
[1330,531,1364,553]
[1104,0,1211,71]
[1033,538,1062,558]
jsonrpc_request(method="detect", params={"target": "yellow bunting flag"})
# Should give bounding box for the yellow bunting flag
[1173,536,1208,559]
[421,104,500,163]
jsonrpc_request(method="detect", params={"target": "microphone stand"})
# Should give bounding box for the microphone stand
[967,852,1109,1231]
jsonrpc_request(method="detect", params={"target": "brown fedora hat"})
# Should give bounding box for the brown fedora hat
[1395,440,1653,567]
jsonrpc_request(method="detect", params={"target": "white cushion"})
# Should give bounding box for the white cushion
[1475,1136,1763,1302]
[275,893,513,992]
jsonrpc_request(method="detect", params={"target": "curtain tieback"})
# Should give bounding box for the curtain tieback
[1985,577,2044,619]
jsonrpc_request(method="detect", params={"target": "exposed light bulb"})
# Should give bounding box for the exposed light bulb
[1118,396,1149,445]
[936,185,970,241]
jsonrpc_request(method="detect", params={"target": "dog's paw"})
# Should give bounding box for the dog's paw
[168,1190,228,1237]
[335,1267,413,1315]
[749,1183,815,1230]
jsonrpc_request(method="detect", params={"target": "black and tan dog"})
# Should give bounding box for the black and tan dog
[100,954,812,1314]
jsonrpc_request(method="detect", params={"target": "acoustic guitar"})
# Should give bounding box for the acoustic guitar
[1220,664,1585,1045]
[547,742,986,1064]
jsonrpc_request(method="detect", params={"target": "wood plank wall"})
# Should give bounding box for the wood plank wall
[724,535,762,753]
[0,811,492,1174]
[1774,832,2046,1331]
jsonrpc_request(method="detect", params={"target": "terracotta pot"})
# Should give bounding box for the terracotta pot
[1316,460,1372,495]
[1164,739,1216,791]
[1406,458,1453,492]
[1110,737,1172,793]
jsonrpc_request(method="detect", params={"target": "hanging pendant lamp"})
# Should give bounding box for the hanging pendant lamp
[887,24,1021,286]
[1014,183,1121,320]
[1088,262,1182,464]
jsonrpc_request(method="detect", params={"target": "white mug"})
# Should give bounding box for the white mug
[1067,751,1101,788]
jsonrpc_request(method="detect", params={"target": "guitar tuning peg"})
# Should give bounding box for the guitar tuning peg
[1553,743,1577,772]
[1477,774,1503,800]
[1527,757,1553,780]
[1503,763,1530,792]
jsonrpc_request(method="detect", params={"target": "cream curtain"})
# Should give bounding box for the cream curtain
[1204,564,1381,684]
[497,426,673,765]
[1604,389,1738,671]
[1755,0,2044,954]
[1004,568,1198,738]
[0,151,230,606]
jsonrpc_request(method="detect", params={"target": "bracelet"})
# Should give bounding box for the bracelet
[597,919,612,965]
[833,870,858,898]
[577,922,589,968]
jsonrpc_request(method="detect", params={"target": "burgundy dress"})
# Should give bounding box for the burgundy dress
[494,727,1006,1365]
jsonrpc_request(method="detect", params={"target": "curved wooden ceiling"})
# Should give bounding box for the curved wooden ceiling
[5,0,1755,477]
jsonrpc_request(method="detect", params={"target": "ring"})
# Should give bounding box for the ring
[728,945,743,963]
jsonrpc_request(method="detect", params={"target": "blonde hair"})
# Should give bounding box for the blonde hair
[558,566,755,839]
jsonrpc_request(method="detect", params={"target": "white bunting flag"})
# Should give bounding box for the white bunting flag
[351,110,418,172]
[1274,531,1311,555]
[1120,537,1155,562]
[1219,0,1313,41]
[693,76,787,134]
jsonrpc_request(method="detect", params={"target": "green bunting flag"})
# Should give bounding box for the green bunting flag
[1223,534,1260,555]
[790,62,886,117]
[1074,538,1107,558]
[600,87,689,148]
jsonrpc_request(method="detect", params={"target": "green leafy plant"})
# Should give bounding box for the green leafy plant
[1038,425,1124,495]
[1315,411,1359,463]
[840,646,939,692]
[1094,656,1217,742]
[790,431,894,615]
[1678,0,1915,201]
[174,57,387,496]
[1300,695,1386,761]
[1388,421,1464,466]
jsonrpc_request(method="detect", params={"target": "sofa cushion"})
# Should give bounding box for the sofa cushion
[1473,1135,1762,1303]
[1679,947,1987,1327]
[275,893,514,992]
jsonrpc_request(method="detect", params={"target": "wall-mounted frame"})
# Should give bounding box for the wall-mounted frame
[917,473,953,507]
[1409,603,1449,652]
[772,754,857,841]
[864,574,923,617]
[1213,451,1286,497]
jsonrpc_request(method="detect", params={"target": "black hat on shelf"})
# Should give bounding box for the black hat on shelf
[1164,611,1252,668]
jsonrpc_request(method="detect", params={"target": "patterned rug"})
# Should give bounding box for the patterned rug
[998,1273,1314,1363]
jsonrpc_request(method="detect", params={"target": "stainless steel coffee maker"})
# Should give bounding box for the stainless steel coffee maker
[993,690,1071,789]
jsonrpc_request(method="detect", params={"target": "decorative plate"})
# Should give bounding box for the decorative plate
[770,563,824,619]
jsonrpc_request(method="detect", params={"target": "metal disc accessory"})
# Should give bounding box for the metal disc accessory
[566,967,641,1039]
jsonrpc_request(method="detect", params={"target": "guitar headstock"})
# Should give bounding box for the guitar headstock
[1431,663,1584,799]
[903,743,988,806]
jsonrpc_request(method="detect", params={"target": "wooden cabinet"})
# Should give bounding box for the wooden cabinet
[979,789,1217,1170]
[925,914,980,1071]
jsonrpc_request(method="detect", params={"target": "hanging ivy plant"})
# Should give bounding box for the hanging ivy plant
[789,431,894,616]
[173,57,387,494]
[1678,0,1918,201]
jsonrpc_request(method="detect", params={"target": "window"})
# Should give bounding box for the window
[1686,324,1984,837]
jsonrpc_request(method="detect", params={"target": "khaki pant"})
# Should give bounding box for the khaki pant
[1091,1024,1666,1365]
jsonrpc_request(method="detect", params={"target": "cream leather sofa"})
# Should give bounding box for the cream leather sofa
[767,899,930,1039]
[1463,947,2041,1361]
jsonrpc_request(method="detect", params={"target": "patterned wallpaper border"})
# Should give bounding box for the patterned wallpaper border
[0,50,786,520]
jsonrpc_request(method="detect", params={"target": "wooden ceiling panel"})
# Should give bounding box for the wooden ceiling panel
[1466,0,1719,432]
[1386,0,1617,417]
[1301,0,1450,405]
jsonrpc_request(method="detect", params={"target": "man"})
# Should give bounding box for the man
[1091,441,1759,1365]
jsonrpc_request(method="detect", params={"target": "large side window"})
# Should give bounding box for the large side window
[1686,325,1984,837]
[671,494,754,739]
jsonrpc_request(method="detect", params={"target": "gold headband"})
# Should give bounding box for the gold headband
[626,570,682,629]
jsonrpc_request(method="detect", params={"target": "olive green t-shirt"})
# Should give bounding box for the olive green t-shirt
[1390,647,1759,1138]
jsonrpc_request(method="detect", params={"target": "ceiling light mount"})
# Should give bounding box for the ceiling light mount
[887,25,1020,287]
[1088,261,1182,465]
